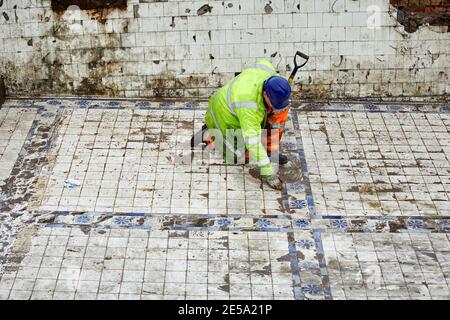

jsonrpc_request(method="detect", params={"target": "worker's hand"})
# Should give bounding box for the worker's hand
[261,174,283,190]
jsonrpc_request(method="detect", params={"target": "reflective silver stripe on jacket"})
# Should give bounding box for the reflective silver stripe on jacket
[227,62,276,115]
[231,101,259,112]
[257,157,271,166]
[227,78,260,115]
[227,78,237,116]
[251,64,277,75]
[209,96,243,158]
[244,136,260,145]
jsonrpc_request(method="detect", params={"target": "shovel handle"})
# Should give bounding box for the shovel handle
[296,51,309,63]
[288,51,309,85]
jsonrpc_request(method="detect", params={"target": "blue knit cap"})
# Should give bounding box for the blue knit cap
[263,76,291,109]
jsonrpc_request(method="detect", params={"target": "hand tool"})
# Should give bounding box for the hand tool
[288,51,309,86]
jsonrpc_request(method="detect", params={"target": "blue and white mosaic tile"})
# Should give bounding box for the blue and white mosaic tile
[0,98,448,300]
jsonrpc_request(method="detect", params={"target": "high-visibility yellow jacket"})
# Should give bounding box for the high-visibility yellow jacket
[205,59,280,176]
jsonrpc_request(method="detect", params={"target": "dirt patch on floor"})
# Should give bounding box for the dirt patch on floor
[318,125,330,145]
[346,185,403,194]
[249,166,261,180]
[276,253,292,262]
[2,226,39,272]
[177,120,194,130]
[278,157,304,184]
[367,201,381,209]
[388,219,408,232]
[326,258,340,270]
[253,264,272,276]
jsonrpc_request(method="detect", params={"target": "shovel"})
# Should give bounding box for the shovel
[288,51,309,86]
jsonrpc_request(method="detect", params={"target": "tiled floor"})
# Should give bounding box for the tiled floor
[0,227,298,300]
[0,98,449,300]
[299,111,450,217]
[321,232,450,300]
[0,108,37,182]
[34,108,283,215]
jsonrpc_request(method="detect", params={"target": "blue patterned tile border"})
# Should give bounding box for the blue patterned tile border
[278,157,308,300]
[2,98,209,111]
[48,212,300,232]
[312,229,332,299]
[6,98,448,113]
[285,182,306,192]
[3,97,449,302]
[295,239,315,250]
[1,106,64,214]
[43,212,450,234]
[302,284,323,296]
[287,232,303,300]
[292,219,311,229]
[42,98,206,111]
[310,216,450,233]
[0,105,65,270]
[287,108,330,299]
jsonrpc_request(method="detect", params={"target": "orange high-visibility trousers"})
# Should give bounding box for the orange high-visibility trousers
[262,109,289,153]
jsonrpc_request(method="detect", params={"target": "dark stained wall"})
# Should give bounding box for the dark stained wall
[0,77,5,106]
[0,1,448,99]
[51,0,127,12]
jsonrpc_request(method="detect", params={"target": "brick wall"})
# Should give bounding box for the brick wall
[0,0,449,99]
[390,0,450,32]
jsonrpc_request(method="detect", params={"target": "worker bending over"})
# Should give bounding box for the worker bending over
[200,59,291,190]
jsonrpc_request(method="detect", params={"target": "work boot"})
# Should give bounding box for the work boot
[278,153,289,165]
[268,152,289,165]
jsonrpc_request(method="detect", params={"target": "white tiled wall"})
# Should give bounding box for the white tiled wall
[0,0,449,98]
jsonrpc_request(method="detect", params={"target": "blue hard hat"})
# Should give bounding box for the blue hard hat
[263,76,291,109]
